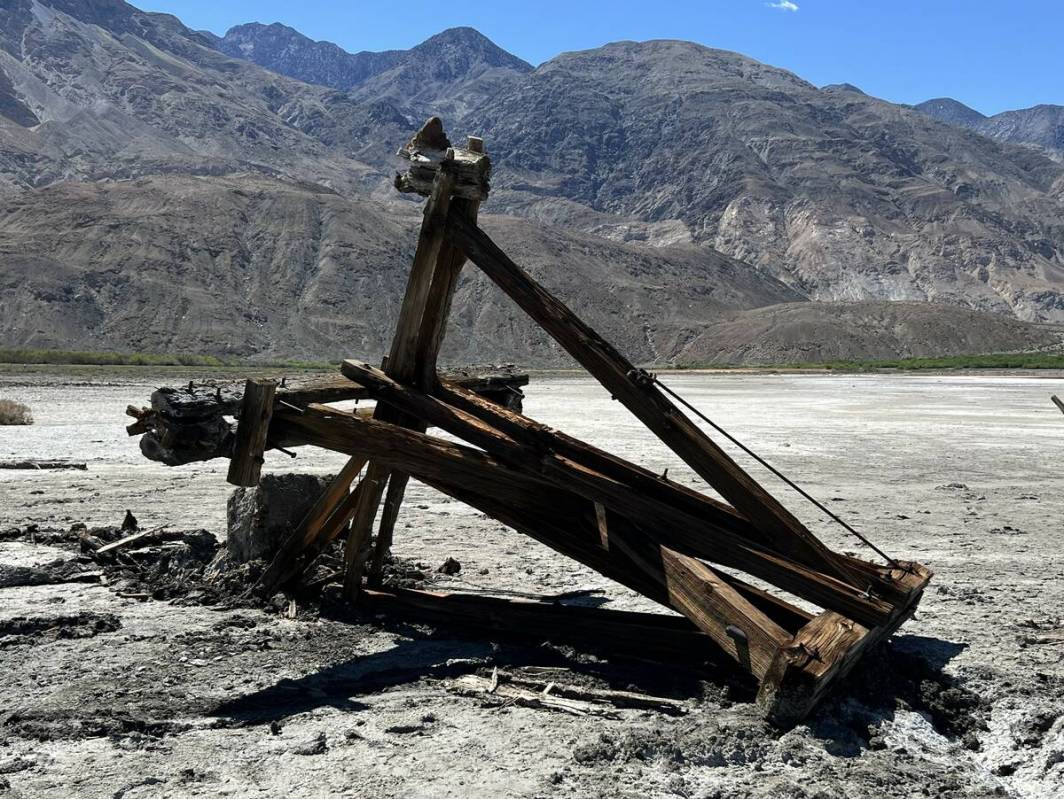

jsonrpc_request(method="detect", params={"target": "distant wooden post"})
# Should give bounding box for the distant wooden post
[1052,394,1064,415]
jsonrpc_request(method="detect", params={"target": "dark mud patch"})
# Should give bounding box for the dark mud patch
[1,709,200,743]
[0,559,100,588]
[811,639,989,745]
[0,612,121,647]
[572,715,773,768]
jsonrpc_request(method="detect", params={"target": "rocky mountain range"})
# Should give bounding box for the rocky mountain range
[915,97,1064,161]
[0,0,1062,364]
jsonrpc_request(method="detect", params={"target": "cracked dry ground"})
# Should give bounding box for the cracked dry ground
[1,367,1063,798]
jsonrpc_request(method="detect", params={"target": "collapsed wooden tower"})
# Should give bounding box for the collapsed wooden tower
[133,118,931,726]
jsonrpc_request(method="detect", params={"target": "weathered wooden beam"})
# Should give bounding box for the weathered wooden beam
[436,379,765,542]
[342,151,461,599]
[342,463,391,600]
[273,404,894,628]
[336,362,897,627]
[226,379,276,487]
[443,212,871,592]
[435,379,935,608]
[257,456,368,593]
[365,438,794,678]
[367,472,408,588]
[1052,394,1064,415]
[360,587,723,666]
[756,561,931,726]
[135,369,526,467]
[367,138,490,585]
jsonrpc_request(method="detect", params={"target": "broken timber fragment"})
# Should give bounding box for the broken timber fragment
[447,674,621,718]
[394,116,490,202]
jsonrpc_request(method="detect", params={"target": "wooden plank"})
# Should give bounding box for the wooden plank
[226,379,276,487]
[604,531,790,680]
[443,212,868,591]
[437,379,772,546]
[136,370,527,467]
[342,462,390,600]
[414,193,482,389]
[341,156,459,598]
[357,421,811,637]
[274,405,891,627]
[367,142,489,584]
[148,370,526,421]
[386,159,457,382]
[437,380,896,613]
[93,526,167,555]
[446,674,621,717]
[368,472,408,588]
[257,456,367,593]
[336,363,896,627]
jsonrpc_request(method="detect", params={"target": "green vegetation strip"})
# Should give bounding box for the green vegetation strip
[0,349,333,370]
[677,353,1064,371]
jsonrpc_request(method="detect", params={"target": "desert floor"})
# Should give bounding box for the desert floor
[1,367,1063,798]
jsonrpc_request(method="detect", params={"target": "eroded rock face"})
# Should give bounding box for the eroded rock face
[472,40,1064,322]
[226,474,331,563]
[1,0,1063,357]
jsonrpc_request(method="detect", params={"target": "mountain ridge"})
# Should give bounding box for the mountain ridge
[0,0,1063,363]
[915,97,1064,160]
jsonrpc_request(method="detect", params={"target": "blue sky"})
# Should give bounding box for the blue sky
[141,1,1062,116]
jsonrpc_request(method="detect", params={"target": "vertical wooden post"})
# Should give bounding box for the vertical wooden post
[367,134,488,586]
[342,143,462,598]
[226,379,277,487]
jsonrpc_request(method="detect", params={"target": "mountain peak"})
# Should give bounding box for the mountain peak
[914,97,987,127]
[821,82,866,95]
[411,27,533,72]
[216,22,531,92]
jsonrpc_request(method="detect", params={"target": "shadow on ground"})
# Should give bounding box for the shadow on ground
[211,610,752,727]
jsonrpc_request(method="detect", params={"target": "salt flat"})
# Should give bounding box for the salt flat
[1,369,1062,798]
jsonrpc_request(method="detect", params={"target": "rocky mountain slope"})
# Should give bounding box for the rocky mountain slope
[0,0,399,195]
[469,42,1064,322]
[217,23,532,117]
[0,174,797,364]
[0,0,1063,363]
[3,174,1056,365]
[213,24,1064,322]
[915,97,1064,161]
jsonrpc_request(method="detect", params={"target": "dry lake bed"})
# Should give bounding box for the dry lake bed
[1,367,1063,798]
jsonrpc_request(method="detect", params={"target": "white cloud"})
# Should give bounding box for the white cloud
[767,0,799,10]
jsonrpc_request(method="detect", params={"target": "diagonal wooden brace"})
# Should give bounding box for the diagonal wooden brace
[443,211,885,595]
